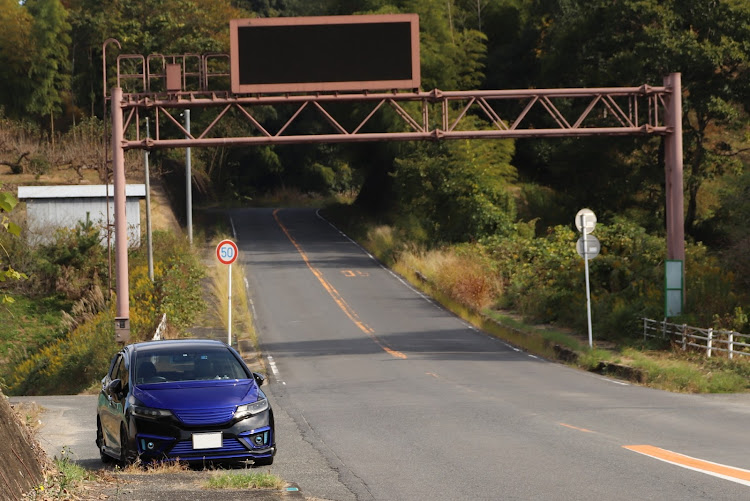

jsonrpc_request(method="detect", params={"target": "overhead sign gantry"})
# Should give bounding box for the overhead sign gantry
[105,14,684,341]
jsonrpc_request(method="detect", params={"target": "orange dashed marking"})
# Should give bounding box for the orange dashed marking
[559,423,595,433]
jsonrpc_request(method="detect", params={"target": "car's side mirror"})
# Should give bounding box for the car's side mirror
[106,379,123,396]
[252,372,266,386]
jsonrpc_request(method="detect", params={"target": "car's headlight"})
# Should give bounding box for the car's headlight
[132,405,173,419]
[235,399,269,420]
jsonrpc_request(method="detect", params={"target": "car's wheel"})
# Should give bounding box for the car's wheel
[119,425,137,466]
[253,456,274,466]
[97,418,114,464]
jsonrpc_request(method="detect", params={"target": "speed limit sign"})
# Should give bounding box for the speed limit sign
[216,239,238,265]
[216,239,238,346]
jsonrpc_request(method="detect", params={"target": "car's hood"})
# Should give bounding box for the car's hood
[132,380,260,410]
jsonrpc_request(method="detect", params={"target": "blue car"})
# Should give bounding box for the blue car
[96,339,275,465]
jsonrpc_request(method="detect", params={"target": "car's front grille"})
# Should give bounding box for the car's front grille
[168,438,248,457]
[173,407,235,425]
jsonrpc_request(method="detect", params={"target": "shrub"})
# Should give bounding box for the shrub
[5,307,117,395]
[28,154,51,176]
[364,225,397,266]
[27,218,107,302]
[129,231,204,341]
[3,230,205,394]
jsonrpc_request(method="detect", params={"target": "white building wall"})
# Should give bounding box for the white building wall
[19,185,144,248]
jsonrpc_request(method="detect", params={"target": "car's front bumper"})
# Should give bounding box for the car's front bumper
[130,410,275,462]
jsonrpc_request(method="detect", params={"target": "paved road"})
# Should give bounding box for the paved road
[235,207,750,500]
[13,207,750,500]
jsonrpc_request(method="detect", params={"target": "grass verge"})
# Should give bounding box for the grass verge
[52,449,96,493]
[204,471,285,490]
[204,235,257,350]
[335,213,750,393]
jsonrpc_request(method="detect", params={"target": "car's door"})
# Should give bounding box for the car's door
[100,352,129,448]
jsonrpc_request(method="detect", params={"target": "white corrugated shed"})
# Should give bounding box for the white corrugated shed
[18,184,146,247]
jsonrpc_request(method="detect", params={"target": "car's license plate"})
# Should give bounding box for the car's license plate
[192,432,222,450]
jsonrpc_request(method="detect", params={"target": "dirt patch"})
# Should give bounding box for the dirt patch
[0,391,46,500]
[592,361,646,384]
[143,180,183,234]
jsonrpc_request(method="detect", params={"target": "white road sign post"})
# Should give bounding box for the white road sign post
[216,239,238,346]
[575,209,598,349]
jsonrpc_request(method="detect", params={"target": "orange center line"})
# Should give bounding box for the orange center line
[624,445,750,486]
[559,423,595,433]
[273,209,407,360]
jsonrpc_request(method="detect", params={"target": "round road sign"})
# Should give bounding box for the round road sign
[216,239,238,265]
[575,208,597,233]
[576,234,601,259]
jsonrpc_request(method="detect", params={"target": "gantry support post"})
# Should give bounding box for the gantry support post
[664,72,685,307]
[112,87,131,343]
[664,74,685,261]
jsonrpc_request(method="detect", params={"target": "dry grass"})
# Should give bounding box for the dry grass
[0,118,143,186]
[142,181,182,234]
[250,186,349,208]
[122,459,190,474]
[10,400,44,436]
[397,247,501,312]
[206,237,257,347]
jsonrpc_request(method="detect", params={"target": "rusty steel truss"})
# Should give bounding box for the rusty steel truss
[108,51,676,149]
[116,87,673,149]
[106,48,684,339]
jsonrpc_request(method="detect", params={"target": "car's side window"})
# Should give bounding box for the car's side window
[112,355,124,381]
[107,354,120,379]
[121,357,130,386]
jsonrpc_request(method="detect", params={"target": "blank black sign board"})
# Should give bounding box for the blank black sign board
[230,14,420,94]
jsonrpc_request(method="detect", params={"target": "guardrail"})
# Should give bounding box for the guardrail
[152,313,167,340]
[642,318,750,359]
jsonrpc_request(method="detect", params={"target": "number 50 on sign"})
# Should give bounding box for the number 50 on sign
[217,239,238,265]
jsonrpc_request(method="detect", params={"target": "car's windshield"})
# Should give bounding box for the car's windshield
[134,347,249,384]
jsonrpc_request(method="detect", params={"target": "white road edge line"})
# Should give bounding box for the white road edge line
[230,216,237,239]
[601,377,629,386]
[316,210,436,304]
[267,355,284,385]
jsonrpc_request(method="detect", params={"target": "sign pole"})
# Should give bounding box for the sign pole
[185,109,193,246]
[582,217,593,349]
[216,239,239,347]
[575,209,598,349]
[228,262,232,347]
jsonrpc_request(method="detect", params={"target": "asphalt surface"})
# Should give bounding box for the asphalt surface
[12,207,750,500]
[236,208,750,500]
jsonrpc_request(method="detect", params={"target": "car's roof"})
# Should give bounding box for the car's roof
[128,339,229,354]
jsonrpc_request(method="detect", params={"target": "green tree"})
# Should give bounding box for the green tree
[350,0,491,215]
[25,0,72,132]
[66,0,113,117]
[393,119,517,242]
[65,0,249,116]
[0,0,35,118]
[527,0,750,235]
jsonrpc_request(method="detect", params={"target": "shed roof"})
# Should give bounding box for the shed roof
[17,185,146,200]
